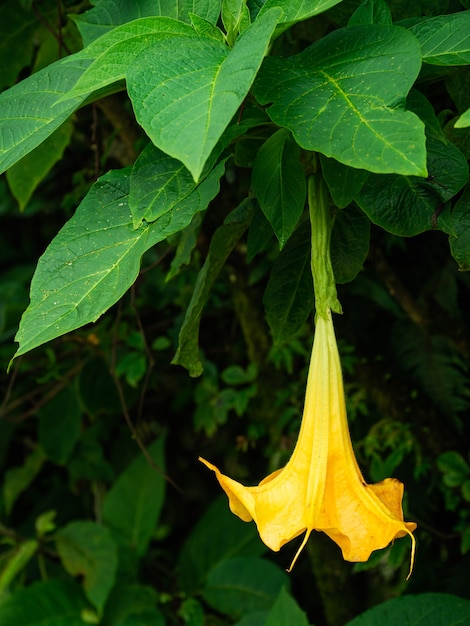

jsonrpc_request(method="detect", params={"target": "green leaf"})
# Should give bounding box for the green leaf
[129,143,221,227]
[348,0,392,25]
[437,451,470,487]
[252,129,306,249]
[13,169,162,358]
[55,521,118,616]
[410,11,470,66]
[345,592,470,626]
[331,205,370,284]
[38,387,82,465]
[253,25,426,176]
[0,57,90,175]
[0,539,38,594]
[178,496,266,593]
[356,136,469,236]
[101,585,164,626]
[72,0,221,46]
[202,557,289,620]
[102,435,166,557]
[127,8,281,181]
[455,107,470,128]
[0,579,87,626]
[222,0,251,46]
[172,198,254,376]
[320,155,369,209]
[264,587,310,626]
[263,221,313,343]
[259,0,342,25]
[3,446,45,515]
[64,18,198,100]
[6,119,74,211]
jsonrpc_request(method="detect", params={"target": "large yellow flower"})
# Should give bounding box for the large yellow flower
[200,309,416,574]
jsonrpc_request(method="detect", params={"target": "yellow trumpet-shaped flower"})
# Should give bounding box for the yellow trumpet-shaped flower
[199,309,416,574]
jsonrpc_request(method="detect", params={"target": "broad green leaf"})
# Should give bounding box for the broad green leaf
[129,143,220,227]
[348,0,391,25]
[6,120,74,211]
[455,107,470,128]
[263,221,314,343]
[0,57,90,175]
[320,156,369,208]
[345,592,470,626]
[102,435,166,557]
[64,18,198,100]
[13,169,166,358]
[55,521,118,615]
[101,585,164,626]
[410,11,470,66]
[127,8,281,181]
[331,205,370,284]
[0,579,87,626]
[178,496,266,593]
[265,588,310,626]
[166,213,202,281]
[253,25,426,176]
[202,557,289,620]
[252,129,306,249]
[3,446,45,514]
[356,136,468,236]
[38,387,82,465]
[259,0,342,24]
[72,0,221,46]
[172,198,254,376]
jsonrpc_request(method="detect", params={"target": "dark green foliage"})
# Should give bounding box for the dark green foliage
[1,1,470,625]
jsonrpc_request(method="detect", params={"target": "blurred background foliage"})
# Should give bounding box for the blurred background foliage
[1,1,470,625]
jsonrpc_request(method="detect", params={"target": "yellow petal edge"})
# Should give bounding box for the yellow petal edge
[200,309,416,576]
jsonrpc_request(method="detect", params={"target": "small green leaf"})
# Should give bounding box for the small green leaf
[252,129,306,249]
[38,387,82,465]
[263,221,313,343]
[0,539,38,594]
[127,8,281,181]
[345,592,470,626]
[265,587,310,626]
[3,446,45,515]
[443,186,470,270]
[455,107,470,128]
[331,205,370,284]
[437,451,470,487]
[320,155,369,209]
[411,12,470,66]
[102,435,166,557]
[254,25,426,176]
[55,521,118,616]
[202,557,289,620]
[259,0,342,25]
[0,579,87,626]
[172,199,254,376]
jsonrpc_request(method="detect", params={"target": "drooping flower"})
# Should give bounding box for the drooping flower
[199,309,416,574]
